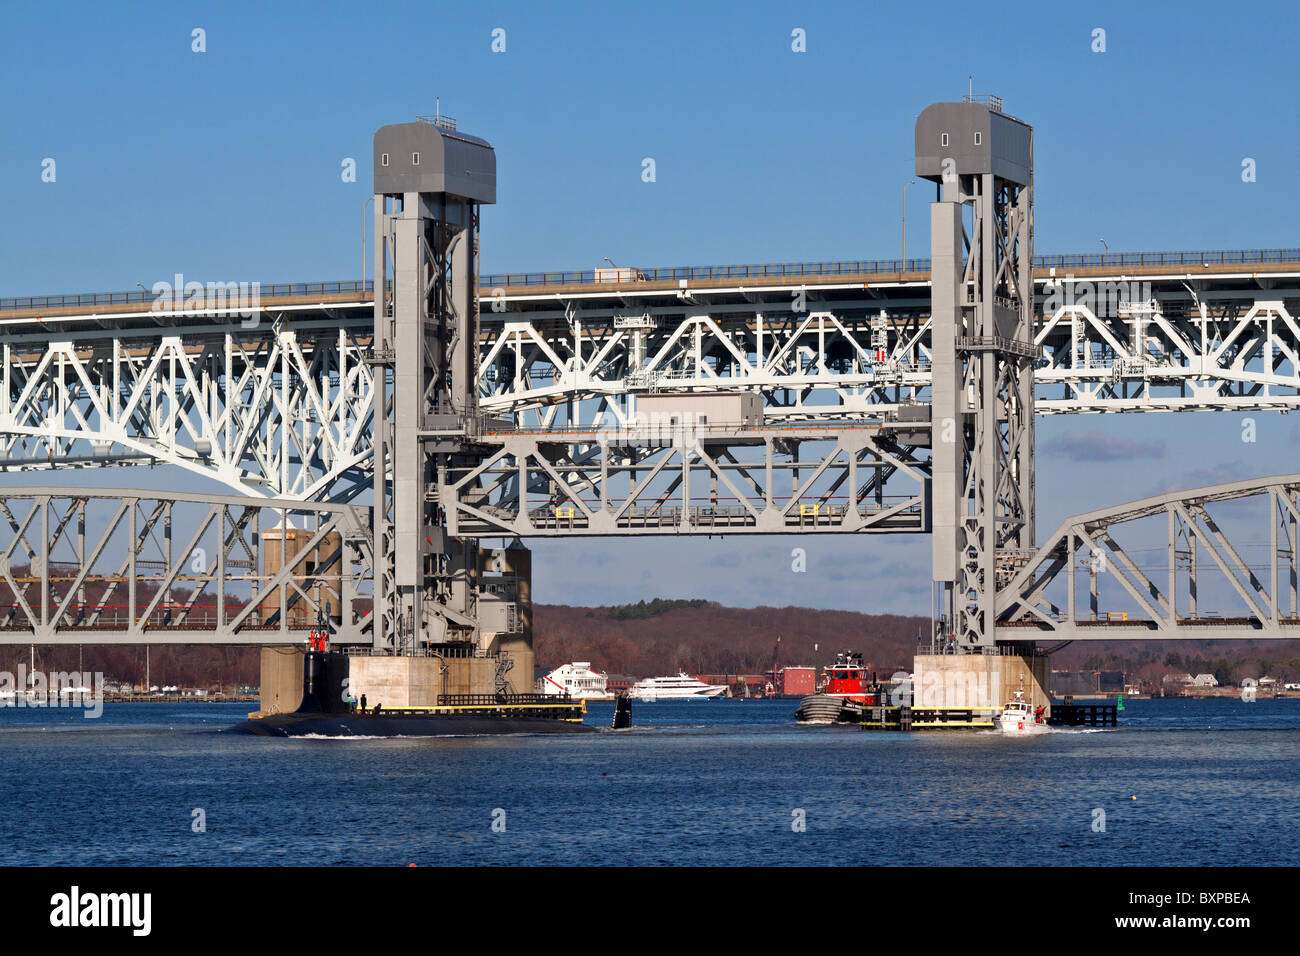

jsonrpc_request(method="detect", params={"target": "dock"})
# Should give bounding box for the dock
[858,701,1118,731]
[1048,702,1118,728]
[860,705,996,731]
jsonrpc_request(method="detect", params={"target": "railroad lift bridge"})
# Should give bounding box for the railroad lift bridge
[2,98,1300,704]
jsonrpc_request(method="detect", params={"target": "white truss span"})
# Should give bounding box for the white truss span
[1035,299,1300,414]
[477,308,932,424]
[4,261,1300,499]
[997,474,1300,640]
[477,295,1300,423]
[0,310,376,501]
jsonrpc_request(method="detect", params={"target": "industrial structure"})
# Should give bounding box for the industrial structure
[2,99,1300,711]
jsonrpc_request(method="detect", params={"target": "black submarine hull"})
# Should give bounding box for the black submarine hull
[230,650,596,737]
[230,711,593,737]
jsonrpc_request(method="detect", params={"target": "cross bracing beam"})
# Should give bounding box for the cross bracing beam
[996,474,1300,640]
[0,487,373,644]
[439,422,930,537]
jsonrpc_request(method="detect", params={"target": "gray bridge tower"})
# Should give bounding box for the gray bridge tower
[371,117,496,653]
[917,97,1036,649]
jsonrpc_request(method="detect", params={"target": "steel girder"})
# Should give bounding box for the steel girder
[996,474,1300,640]
[0,487,373,645]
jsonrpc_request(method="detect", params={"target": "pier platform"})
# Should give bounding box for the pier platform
[858,701,1118,731]
[1048,702,1119,728]
[860,705,996,731]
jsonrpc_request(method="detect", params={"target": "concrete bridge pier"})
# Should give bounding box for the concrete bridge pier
[256,647,502,716]
[912,650,1050,718]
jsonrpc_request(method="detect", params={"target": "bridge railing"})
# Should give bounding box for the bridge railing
[479,259,931,288]
[7,248,1300,311]
[1034,248,1300,270]
[481,248,1300,288]
[0,280,374,313]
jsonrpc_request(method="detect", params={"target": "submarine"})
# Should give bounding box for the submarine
[229,648,596,738]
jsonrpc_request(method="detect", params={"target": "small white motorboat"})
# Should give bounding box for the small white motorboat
[997,687,1049,735]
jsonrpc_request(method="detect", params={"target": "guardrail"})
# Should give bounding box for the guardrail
[480,259,934,288]
[439,693,567,706]
[0,280,374,313]
[6,248,1300,311]
[482,248,1300,289]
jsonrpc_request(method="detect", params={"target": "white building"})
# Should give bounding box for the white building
[536,662,612,701]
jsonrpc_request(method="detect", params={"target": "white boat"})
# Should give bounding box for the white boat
[537,662,613,701]
[629,672,727,701]
[997,687,1048,735]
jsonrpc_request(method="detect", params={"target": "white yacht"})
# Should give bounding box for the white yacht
[537,662,613,701]
[997,686,1049,735]
[629,672,727,701]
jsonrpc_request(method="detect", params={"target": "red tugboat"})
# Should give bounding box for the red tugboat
[795,651,880,723]
[823,651,877,706]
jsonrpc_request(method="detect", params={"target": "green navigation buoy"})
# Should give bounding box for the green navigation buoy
[1117,692,1125,712]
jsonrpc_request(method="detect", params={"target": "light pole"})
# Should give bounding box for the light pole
[902,179,916,268]
[1099,237,1109,258]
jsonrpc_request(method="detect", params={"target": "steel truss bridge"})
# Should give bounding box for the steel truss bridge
[2,106,1299,647]
[3,255,1299,511]
[999,474,1300,640]
[2,250,1299,644]
[0,488,372,644]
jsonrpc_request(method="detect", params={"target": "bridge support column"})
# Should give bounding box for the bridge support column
[916,97,1036,650]
[371,118,499,655]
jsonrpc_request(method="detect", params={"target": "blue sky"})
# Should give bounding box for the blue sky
[2,0,1298,614]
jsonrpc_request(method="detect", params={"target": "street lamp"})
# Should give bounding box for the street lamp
[1099,238,1109,257]
[902,179,916,268]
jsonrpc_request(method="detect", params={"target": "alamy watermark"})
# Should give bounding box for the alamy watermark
[0,666,104,718]
[596,410,706,451]
[911,669,1004,708]
[1043,274,1154,319]
[149,273,261,327]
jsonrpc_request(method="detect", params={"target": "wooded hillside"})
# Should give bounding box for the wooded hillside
[535,601,926,675]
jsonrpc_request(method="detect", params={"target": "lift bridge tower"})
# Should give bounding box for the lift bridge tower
[371,117,527,670]
[917,98,1037,651]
